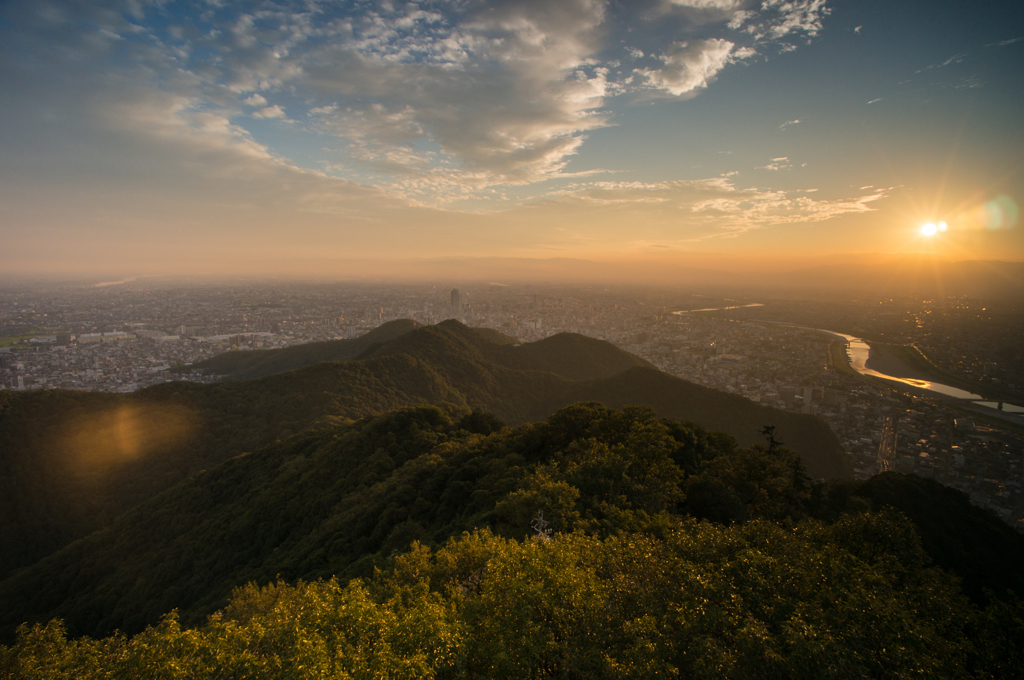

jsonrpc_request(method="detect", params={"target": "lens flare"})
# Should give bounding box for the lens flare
[961,195,1019,231]
[984,195,1019,230]
[61,403,198,471]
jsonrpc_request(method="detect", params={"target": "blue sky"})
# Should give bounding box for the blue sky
[1,0,1021,276]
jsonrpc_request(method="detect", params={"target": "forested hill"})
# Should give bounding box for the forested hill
[1,404,1022,679]
[178,318,420,380]
[0,320,847,584]
[360,321,656,382]
[188,318,652,384]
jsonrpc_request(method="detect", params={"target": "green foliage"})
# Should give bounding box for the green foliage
[4,397,1023,664]
[851,472,1024,604]
[973,591,1024,678]
[0,404,729,639]
[5,521,1020,679]
[1,577,463,680]
[686,444,811,523]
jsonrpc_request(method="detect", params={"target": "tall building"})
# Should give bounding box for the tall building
[450,288,462,315]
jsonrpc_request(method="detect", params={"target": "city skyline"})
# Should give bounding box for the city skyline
[1,0,1022,277]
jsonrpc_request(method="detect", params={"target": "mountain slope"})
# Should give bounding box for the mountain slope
[0,352,466,580]
[485,330,656,380]
[854,472,1024,602]
[0,320,847,582]
[552,366,849,479]
[179,319,419,380]
[0,403,1019,647]
[0,404,733,638]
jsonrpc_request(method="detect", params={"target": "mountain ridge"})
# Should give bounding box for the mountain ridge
[0,320,847,584]
[178,318,420,380]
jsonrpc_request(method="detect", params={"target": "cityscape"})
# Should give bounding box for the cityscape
[3,278,1021,531]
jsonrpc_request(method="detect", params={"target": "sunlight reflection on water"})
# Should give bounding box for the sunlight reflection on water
[834,333,983,399]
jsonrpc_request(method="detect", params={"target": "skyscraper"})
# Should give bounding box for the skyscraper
[450,288,462,315]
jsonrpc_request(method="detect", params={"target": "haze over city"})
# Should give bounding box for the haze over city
[1,0,1021,280]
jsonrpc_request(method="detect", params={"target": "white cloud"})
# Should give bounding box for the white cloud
[669,0,743,8]
[779,119,801,130]
[728,0,829,44]
[916,52,968,73]
[758,157,792,171]
[728,12,755,30]
[295,0,615,187]
[641,39,735,96]
[252,105,286,119]
[0,0,838,206]
[760,0,830,39]
[540,177,887,241]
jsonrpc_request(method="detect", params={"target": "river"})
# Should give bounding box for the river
[809,329,1024,418]
[673,303,764,315]
[94,277,137,287]
[829,332,982,399]
[677,310,1023,417]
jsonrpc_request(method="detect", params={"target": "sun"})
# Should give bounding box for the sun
[920,221,948,237]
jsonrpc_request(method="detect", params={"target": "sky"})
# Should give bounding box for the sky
[1,0,1022,278]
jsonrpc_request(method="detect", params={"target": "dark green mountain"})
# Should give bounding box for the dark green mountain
[0,403,721,638]
[555,366,846,477]
[178,318,420,380]
[0,320,847,583]
[853,472,1024,603]
[2,402,1021,647]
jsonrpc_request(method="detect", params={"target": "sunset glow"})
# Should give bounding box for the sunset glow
[0,0,1021,278]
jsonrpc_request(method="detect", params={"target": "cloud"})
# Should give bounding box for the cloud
[0,0,837,207]
[758,0,830,39]
[917,52,968,73]
[252,105,286,119]
[758,157,792,171]
[669,0,743,9]
[0,5,413,257]
[293,0,617,188]
[640,39,735,96]
[779,119,801,130]
[985,37,1022,48]
[534,177,888,242]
